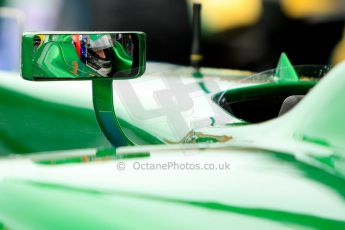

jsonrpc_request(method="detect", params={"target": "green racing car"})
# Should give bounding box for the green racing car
[0,4,345,228]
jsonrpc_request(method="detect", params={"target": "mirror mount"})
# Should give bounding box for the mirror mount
[21,32,146,147]
[92,80,133,147]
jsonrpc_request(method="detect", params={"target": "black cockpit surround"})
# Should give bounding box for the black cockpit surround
[213,82,316,123]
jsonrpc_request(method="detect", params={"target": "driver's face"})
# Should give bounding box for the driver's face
[94,49,106,59]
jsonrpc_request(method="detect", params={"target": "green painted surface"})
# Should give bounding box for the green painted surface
[92,80,132,147]
[2,41,345,228]
[0,60,335,154]
[276,53,299,82]
[0,79,111,154]
[283,62,345,149]
[0,147,345,229]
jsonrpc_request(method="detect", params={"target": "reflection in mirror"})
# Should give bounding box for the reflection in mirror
[23,32,146,80]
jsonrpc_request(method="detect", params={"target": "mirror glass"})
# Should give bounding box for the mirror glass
[22,32,146,80]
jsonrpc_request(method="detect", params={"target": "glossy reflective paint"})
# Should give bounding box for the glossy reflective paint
[1,61,345,229]
[0,63,252,154]
[190,62,345,178]
[0,71,111,155]
[0,147,345,229]
[0,62,334,154]
[113,63,253,143]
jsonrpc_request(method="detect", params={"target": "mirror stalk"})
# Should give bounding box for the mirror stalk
[92,80,132,147]
[21,32,146,147]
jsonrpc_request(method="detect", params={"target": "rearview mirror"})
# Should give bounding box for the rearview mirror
[22,32,146,80]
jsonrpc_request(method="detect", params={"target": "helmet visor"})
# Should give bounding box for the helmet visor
[88,35,113,51]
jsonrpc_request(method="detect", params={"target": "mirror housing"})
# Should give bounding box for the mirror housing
[21,32,146,80]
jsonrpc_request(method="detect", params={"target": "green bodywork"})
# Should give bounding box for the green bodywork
[1,40,345,228]
[275,52,299,82]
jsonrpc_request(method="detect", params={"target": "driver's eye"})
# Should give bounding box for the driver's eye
[90,49,106,59]
[33,37,41,48]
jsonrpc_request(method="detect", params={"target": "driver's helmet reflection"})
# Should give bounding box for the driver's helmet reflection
[72,34,114,77]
